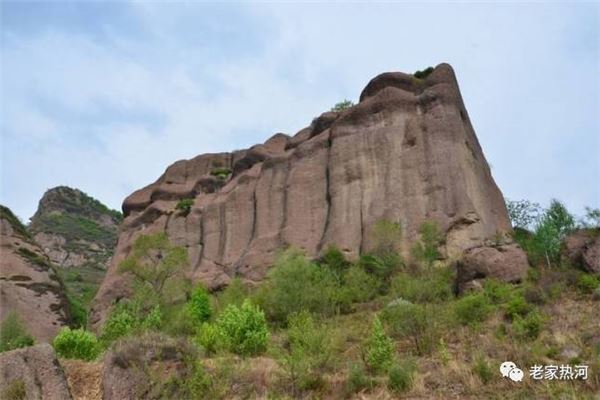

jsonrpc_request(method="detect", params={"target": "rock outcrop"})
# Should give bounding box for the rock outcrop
[0,205,71,342]
[0,344,73,400]
[29,186,121,270]
[455,244,529,293]
[563,229,600,275]
[91,63,513,330]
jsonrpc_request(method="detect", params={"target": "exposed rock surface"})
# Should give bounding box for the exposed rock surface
[455,243,529,293]
[29,186,121,270]
[0,344,73,400]
[91,63,513,330]
[0,205,71,342]
[563,229,600,275]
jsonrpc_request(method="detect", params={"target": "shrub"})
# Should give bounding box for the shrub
[175,198,194,215]
[390,268,453,304]
[346,363,373,394]
[254,249,339,323]
[577,273,600,294]
[337,265,381,306]
[0,312,34,352]
[512,310,545,341]
[210,167,232,179]
[482,279,514,304]
[216,277,249,313]
[320,244,349,275]
[371,220,402,256]
[413,67,434,79]
[53,327,100,361]
[411,220,443,268]
[330,99,354,112]
[382,302,438,355]
[504,294,532,320]
[473,355,494,384]
[281,311,333,392]
[216,299,269,356]
[365,317,395,373]
[100,306,136,345]
[387,359,415,393]
[68,296,88,328]
[196,322,220,355]
[359,253,402,283]
[454,292,493,327]
[188,286,212,324]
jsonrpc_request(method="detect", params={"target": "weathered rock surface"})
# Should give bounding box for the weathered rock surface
[456,244,529,293]
[91,63,513,330]
[563,229,600,275]
[0,205,71,342]
[29,186,121,270]
[0,344,73,400]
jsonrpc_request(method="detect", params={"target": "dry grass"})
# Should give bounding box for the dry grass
[61,359,102,400]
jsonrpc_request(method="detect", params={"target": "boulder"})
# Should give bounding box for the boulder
[91,63,513,331]
[456,244,529,293]
[562,229,600,275]
[0,344,72,400]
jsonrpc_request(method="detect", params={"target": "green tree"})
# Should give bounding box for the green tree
[187,285,212,324]
[411,220,443,268]
[365,317,395,373]
[216,299,269,356]
[505,199,542,229]
[533,199,575,267]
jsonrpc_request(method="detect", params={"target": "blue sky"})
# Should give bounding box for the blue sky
[1,2,598,222]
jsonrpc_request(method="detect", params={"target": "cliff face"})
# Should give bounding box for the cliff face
[90,63,511,330]
[29,186,121,270]
[0,206,71,342]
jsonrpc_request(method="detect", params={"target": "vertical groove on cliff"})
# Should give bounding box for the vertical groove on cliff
[279,160,291,247]
[317,130,333,253]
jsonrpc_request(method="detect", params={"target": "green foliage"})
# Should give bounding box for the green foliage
[118,232,190,307]
[0,205,31,239]
[337,265,381,306]
[382,302,439,355]
[413,67,434,79]
[216,277,249,313]
[372,220,402,256]
[359,253,401,282]
[532,200,576,266]
[175,198,194,215]
[0,312,34,352]
[390,267,453,303]
[506,199,542,229]
[577,273,600,294]
[345,363,373,394]
[210,167,232,179]
[196,322,220,354]
[16,247,52,269]
[320,244,349,275]
[68,296,88,328]
[482,279,514,304]
[34,214,116,247]
[387,359,415,393]
[330,99,354,112]
[365,317,395,374]
[411,220,443,268]
[53,327,100,361]
[100,306,136,344]
[504,293,532,320]
[512,310,545,341]
[580,207,600,228]
[281,311,333,392]
[187,285,212,324]
[254,249,340,323]
[473,355,494,384]
[454,292,493,327]
[216,299,269,356]
[1,379,26,400]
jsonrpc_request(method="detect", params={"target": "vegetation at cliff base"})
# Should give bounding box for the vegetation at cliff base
[0,313,34,352]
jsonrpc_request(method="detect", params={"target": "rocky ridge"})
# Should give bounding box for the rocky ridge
[91,63,515,330]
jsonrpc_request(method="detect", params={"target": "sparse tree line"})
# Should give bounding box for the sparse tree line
[2,198,599,398]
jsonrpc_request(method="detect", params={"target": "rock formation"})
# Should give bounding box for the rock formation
[29,186,121,270]
[563,229,600,275]
[0,344,73,400]
[0,205,71,342]
[91,63,513,330]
